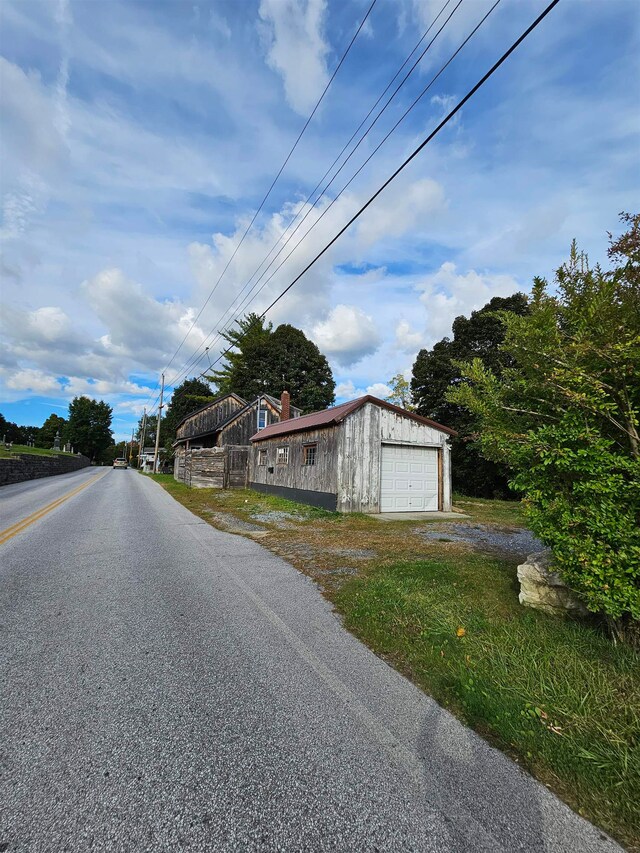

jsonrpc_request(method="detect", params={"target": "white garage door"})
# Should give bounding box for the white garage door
[380,445,439,512]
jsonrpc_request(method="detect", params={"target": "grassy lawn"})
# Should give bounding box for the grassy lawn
[143,473,640,849]
[0,444,75,458]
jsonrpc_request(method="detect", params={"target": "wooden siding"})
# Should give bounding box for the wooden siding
[218,405,263,447]
[336,403,381,513]
[248,401,453,513]
[248,426,339,496]
[176,395,245,442]
[336,403,452,513]
[174,445,248,489]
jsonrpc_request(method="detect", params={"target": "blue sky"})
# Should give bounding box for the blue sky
[1,0,638,441]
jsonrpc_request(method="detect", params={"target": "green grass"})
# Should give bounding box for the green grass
[0,444,76,458]
[334,556,639,848]
[452,493,525,527]
[143,473,640,849]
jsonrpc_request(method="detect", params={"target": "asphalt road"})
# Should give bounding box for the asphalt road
[0,469,621,852]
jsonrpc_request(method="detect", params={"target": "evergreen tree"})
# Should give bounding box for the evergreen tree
[209,314,272,396]
[207,315,335,413]
[411,293,529,498]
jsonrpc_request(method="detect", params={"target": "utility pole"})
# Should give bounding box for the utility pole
[130,428,135,464]
[153,373,165,474]
[138,408,147,469]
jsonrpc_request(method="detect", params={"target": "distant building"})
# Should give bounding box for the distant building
[139,447,165,473]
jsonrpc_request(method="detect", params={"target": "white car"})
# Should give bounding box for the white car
[113,458,128,469]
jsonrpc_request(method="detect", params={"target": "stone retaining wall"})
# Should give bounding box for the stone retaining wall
[0,453,91,486]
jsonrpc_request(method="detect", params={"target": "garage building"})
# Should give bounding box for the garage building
[248,395,455,513]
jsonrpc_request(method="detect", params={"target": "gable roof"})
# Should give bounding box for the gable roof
[250,396,456,442]
[174,392,247,433]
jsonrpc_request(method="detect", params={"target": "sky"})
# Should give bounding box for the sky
[1,0,638,442]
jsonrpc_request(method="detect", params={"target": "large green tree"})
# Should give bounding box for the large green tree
[411,293,529,497]
[449,214,640,633]
[37,413,67,448]
[163,377,213,442]
[66,396,113,461]
[208,314,335,413]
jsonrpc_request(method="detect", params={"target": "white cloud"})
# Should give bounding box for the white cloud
[333,379,391,402]
[416,262,522,343]
[258,0,329,114]
[366,382,391,399]
[4,368,61,395]
[310,304,382,366]
[394,319,423,353]
[334,379,358,400]
[355,178,446,248]
[82,269,207,370]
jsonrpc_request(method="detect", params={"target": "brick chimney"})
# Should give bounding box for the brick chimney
[280,390,290,421]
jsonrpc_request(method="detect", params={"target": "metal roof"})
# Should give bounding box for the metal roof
[250,396,456,442]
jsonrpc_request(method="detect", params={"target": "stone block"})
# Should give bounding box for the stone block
[517,550,589,616]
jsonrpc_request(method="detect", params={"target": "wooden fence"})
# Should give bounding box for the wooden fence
[174,446,248,489]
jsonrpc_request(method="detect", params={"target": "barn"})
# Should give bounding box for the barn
[173,391,300,488]
[248,395,455,513]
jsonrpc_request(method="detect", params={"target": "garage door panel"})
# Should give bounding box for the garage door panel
[380,445,439,513]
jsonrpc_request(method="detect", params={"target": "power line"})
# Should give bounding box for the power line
[166,0,464,387]
[153,0,379,392]
[170,0,496,387]
[195,0,561,382]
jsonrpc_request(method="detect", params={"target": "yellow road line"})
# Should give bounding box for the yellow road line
[0,471,109,545]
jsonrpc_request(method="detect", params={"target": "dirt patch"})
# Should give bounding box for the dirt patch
[413,523,542,560]
[250,510,302,525]
[202,510,266,533]
[327,547,377,559]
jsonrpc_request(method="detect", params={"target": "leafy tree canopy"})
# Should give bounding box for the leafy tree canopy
[37,413,67,448]
[449,214,640,630]
[385,374,414,410]
[66,396,113,462]
[0,413,38,445]
[208,314,335,413]
[163,377,213,441]
[411,293,529,497]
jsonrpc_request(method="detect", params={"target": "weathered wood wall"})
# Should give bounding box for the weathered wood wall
[218,406,260,447]
[336,404,380,513]
[174,447,186,482]
[176,395,245,442]
[226,446,249,488]
[336,403,451,512]
[248,426,339,497]
[174,445,248,489]
[188,449,225,488]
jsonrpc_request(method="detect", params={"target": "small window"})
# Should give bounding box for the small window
[258,408,268,430]
[276,446,289,465]
[303,444,317,466]
[258,449,268,466]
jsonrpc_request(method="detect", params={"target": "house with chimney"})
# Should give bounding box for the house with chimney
[173,391,300,488]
